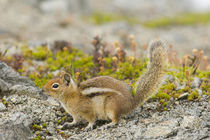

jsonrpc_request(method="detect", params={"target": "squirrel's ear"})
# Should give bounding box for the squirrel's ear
[63,73,77,88]
[64,73,71,85]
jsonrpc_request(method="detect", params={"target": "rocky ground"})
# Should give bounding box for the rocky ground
[0,61,209,140]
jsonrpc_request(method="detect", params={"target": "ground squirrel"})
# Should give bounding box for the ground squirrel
[43,39,168,130]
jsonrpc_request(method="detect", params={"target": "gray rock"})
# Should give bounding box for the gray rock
[181,116,201,129]
[176,82,186,91]
[191,77,201,88]
[0,61,48,100]
[143,126,173,138]
[0,111,33,139]
[9,112,32,127]
[0,102,6,112]
[46,136,57,140]
[6,94,27,104]
[0,79,9,93]
[0,122,32,140]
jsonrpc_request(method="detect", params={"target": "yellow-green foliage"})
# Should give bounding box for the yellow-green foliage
[32,124,42,130]
[188,90,200,101]
[32,46,48,60]
[144,12,210,28]
[42,123,47,128]
[3,42,209,109]
[86,12,139,25]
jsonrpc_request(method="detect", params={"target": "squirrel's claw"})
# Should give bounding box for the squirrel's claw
[61,121,78,130]
[84,122,94,131]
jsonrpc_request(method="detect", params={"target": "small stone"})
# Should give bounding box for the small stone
[46,136,57,140]
[176,82,186,90]
[175,101,179,105]
[191,77,201,88]
[181,116,201,129]
[9,112,32,127]
[196,88,202,95]
[143,126,173,138]
[0,102,6,112]
[178,92,189,100]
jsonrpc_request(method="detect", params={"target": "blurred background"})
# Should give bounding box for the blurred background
[0,0,210,56]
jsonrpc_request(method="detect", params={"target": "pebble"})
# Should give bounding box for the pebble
[178,92,189,100]
[0,102,7,112]
[180,116,201,129]
[143,126,173,138]
[191,77,201,88]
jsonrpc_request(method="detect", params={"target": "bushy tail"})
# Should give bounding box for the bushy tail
[133,39,168,107]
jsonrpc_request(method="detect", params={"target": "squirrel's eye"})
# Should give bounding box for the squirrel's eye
[52,83,59,89]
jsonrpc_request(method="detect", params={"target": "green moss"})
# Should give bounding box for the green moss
[144,12,210,28]
[61,116,66,122]
[188,90,199,101]
[42,123,47,128]
[32,124,42,130]
[35,131,39,136]
[86,12,139,25]
[156,92,171,100]
[32,137,40,140]
[162,101,168,107]
[32,46,48,60]
[60,131,65,135]
[57,120,61,125]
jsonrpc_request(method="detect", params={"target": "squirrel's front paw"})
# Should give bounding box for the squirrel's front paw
[61,122,78,130]
[84,122,94,131]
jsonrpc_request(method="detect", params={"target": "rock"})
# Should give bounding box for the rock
[143,126,173,138]
[181,116,201,129]
[0,79,9,93]
[0,61,48,99]
[191,77,201,88]
[178,92,189,100]
[6,94,27,104]
[197,88,202,95]
[0,122,32,140]
[0,112,33,139]
[0,102,6,112]
[9,112,33,127]
[46,136,57,140]
[176,82,186,90]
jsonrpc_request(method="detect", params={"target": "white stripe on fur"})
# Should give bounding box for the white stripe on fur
[81,87,122,96]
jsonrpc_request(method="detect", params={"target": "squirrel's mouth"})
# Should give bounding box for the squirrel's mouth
[39,88,49,100]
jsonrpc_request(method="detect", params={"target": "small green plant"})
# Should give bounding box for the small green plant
[32,124,42,130]
[32,46,48,60]
[57,120,61,125]
[188,90,200,101]
[42,123,47,128]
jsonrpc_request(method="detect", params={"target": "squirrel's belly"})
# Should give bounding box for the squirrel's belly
[91,96,108,120]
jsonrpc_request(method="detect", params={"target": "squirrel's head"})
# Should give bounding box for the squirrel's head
[43,73,78,99]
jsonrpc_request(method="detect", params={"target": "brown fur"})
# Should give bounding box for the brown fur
[43,39,168,129]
